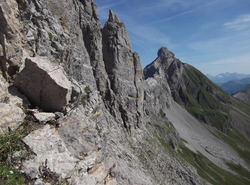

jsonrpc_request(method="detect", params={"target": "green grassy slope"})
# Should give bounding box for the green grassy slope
[170,64,232,132]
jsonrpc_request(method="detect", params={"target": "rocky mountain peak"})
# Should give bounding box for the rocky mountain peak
[157,47,175,58]
[102,8,144,131]
[108,9,121,23]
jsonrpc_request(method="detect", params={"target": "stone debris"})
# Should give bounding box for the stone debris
[33,112,56,123]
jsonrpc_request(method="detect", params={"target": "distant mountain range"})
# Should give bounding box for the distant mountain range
[207,73,250,95]
[219,77,250,95]
[207,73,250,84]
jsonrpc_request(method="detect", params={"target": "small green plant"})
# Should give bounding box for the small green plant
[84,86,91,94]
[60,177,70,185]
[158,109,166,118]
[0,164,27,185]
[48,32,53,40]
[81,86,91,106]
[48,21,52,27]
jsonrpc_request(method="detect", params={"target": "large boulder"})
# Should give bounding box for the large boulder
[14,56,72,112]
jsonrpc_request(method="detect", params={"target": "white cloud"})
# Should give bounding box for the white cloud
[148,0,221,24]
[224,14,250,30]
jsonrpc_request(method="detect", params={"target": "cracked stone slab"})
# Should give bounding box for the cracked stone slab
[22,124,78,179]
[14,56,72,112]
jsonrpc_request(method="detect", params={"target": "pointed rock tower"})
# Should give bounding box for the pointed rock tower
[102,10,144,131]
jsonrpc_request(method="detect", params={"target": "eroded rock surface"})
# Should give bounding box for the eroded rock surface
[0,0,33,80]
[0,73,25,132]
[102,10,144,131]
[23,109,117,185]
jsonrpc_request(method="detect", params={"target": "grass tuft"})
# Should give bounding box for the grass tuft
[0,114,41,185]
[81,86,91,106]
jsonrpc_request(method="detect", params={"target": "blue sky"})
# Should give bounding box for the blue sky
[95,0,250,75]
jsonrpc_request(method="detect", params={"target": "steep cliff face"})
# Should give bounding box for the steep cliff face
[102,10,144,130]
[0,0,28,80]
[1,1,250,185]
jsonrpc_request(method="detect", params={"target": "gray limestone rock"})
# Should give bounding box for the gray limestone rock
[0,103,25,133]
[33,112,56,123]
[77,0,108,93]
[233,85,250,103]
[0,0,32,79]
[58,109,100,158]
[0,73,8,102]
[22,110,113,184]
[0,73,25,133]
[22,124,79,179]
[144,47,174,117]
[14,56,72,112]
[102,10,144,130]
[157,46,175,58]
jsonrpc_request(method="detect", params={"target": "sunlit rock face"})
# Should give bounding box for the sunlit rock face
[102,10,144,130]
